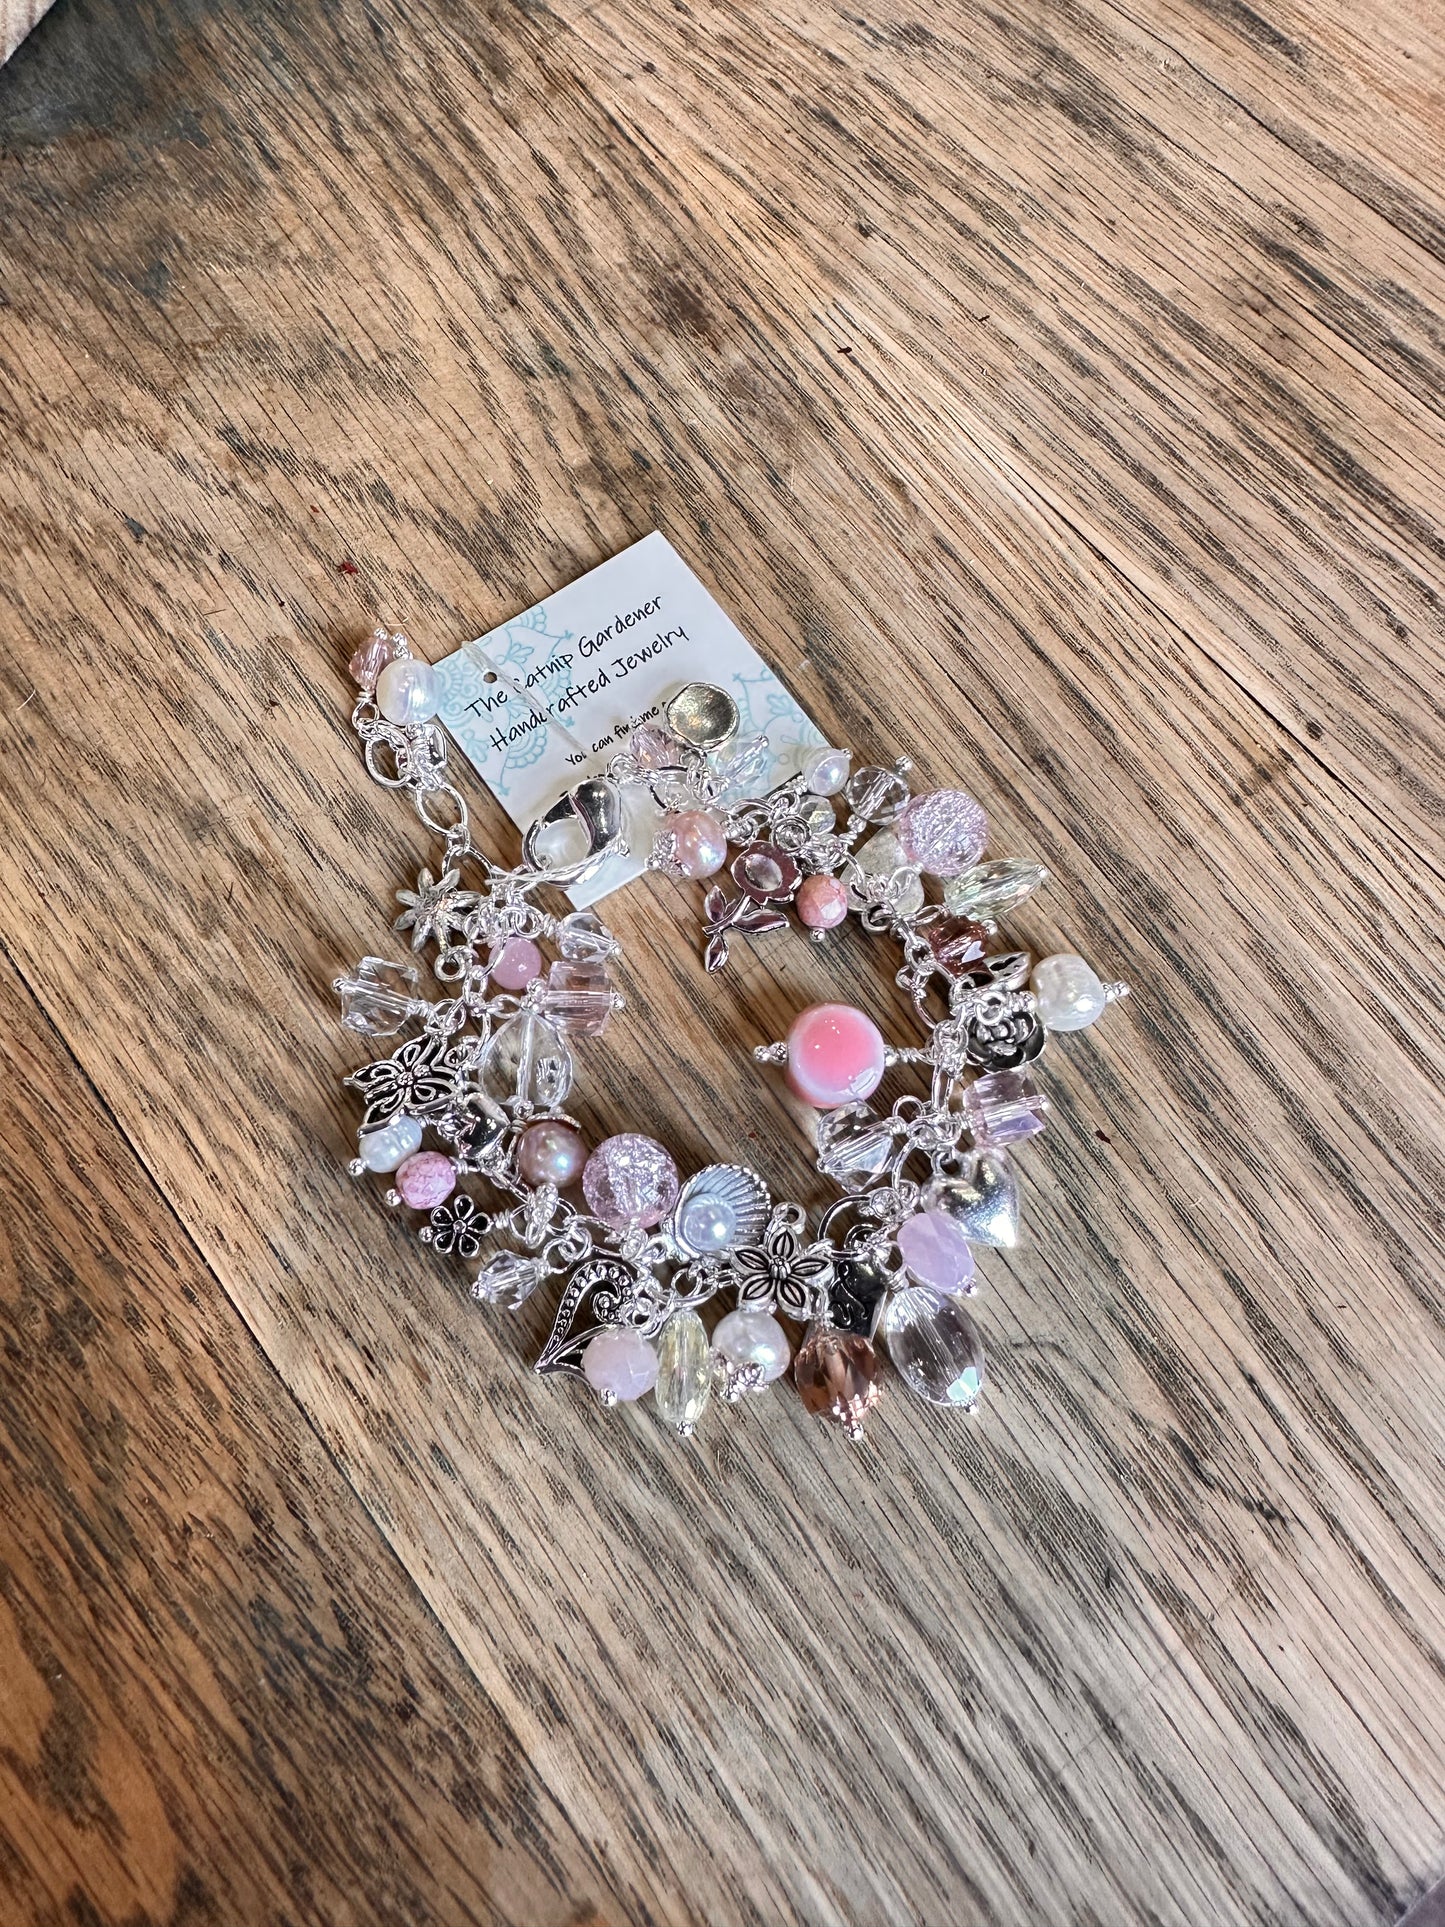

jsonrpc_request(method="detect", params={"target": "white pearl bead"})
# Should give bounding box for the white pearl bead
[713,1309,790,1383]
[803,747,851,797]
[1031,952,1107,1031]
[678,1194,736,1252]
[376,657,439,725]
[357,1114,423,1172]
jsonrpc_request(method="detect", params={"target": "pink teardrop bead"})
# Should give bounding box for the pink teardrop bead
[785,1003,886,1110]
[796,873,849,929]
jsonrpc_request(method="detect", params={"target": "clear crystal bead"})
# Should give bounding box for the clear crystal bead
[478,1010,574,1110]
[335,956,422,1036]
[881,1286,985,1408]
[556,909,620,962]
[944,859,1049,923]
[654,1310,713,1436]
[845,765,910,824]
[471,1250,543,1308]
[710,733,771,801]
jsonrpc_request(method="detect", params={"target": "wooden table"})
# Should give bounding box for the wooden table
[2,0,1442,1920]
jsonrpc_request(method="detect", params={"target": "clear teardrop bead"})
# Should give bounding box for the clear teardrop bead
[881,1286,986,1409]
[943,859,1049,924]
[653,1310,713,1436]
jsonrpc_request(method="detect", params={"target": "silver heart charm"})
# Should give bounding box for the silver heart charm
[923,1150,1020,1249]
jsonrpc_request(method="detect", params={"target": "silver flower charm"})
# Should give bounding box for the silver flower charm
[395,866,479,951]
[424,1192,489,1258]
[730,1209,834,1320]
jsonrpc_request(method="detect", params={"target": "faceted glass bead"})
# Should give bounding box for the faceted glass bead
[557,910,620,962]
[630,722,684,769]
[924,916,989,975]
[541,958,616,1037]
[845,765,910,824]
[478,1010,574,1110]
[336,957,422,1036]
[944,858,1049,924]
[582,1134,679,1229]
[793,1325,882,1439]
[583,1328,661,1402]
[895,1211,976,1295]
[895,788,988,879]
[962,1069,1049,1147]
[349,627,399,690]
[711,734,772,802]
[470,1250,543,1307]
[654,1310,713,1436]
[882,1286,985,1408]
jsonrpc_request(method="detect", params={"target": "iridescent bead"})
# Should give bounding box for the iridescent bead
[630,722,683,769]
[376,656,439,725]
[654,1310,713,1436]
[517,1119,586,1187]
[801,746,851,796]
[357,1114,422,1172]
[541,959,616,1037]
[785,1003,886,1109]
[395,1151,456,1210]
[944,858,1049,923]
[349,627,398,691]
[895,1211,976,1295]
[488,936,543,991]
[962,1069,1049,1147]
[582,1134,679,1229]
[582,1328,660,1403]
[793,1326,882,1439]
[895,788,988,878]
[670,810,729,879]
[881,1287,985,1408]
[712,1308,790,1383]
[1031,952,1107,1031]
[796,873,849,929]
[677,1191,737,1253]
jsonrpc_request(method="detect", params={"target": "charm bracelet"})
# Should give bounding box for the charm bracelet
[336,626,1128,1442]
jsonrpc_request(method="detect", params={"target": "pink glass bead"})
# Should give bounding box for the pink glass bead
[395,1151,456,1210]
[517,1119,587,1187]
[630,723,683,770]
[541,958,616,1037]
[895,788,988,879]
[582,1134,680,1229]
[963,1069,1049,1147]
[796,873,849,930]
[582,1328,660,1402]
[785,1004,886,1110]
[896,1211,976,1295]
[671,810,729,879]
[488,936,543,991]
[348,627,398,691]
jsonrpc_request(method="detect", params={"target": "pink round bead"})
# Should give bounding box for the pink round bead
[785,1003,886,1110]
[796,873,849,930]
[488,936,543,991]
[582,1328,660,1402]
[896,1211,976,1295]
[671,810,729,879]
[895,788,988,878]
[582,1133,680,1229]
[517,1118,586,1187]
[395,1151,456,1210]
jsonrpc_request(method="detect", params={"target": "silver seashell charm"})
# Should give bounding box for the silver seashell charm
[671,1163,771,1257]
[923,1150,1020,1249]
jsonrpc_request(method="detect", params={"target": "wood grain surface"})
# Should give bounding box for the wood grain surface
[1,0,1442,1922]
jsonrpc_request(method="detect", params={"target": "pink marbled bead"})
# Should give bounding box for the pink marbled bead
[895,788,988,879]
[395,1151,456,1210]
[796,873,849,930]
[785,1003,886,1110]
[896,1211,976,1295]
[488,935,543,991]
[671,809,729,879]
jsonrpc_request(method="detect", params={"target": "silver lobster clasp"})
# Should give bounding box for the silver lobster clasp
[521,776,628,885]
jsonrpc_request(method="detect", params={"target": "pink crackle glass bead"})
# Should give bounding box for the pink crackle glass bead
[896,1211,976,1295]
[796,873,849,930]
[488,935,543,991]
[670,810,729,879]
[583,1134,680,1229]
[785,1004,886,1110]
[895,788,988,879]
[395,1151,456,1210]
[349,627,398,691]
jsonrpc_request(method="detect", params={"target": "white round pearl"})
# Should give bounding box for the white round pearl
[713,1308,790,1383]
[582,1329,660,1402]
[357,1114,423,1172]
[376,657,439,725]
[1032,952,1107,1031]
[803,747,851,797]
[678,1193,736,1252]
